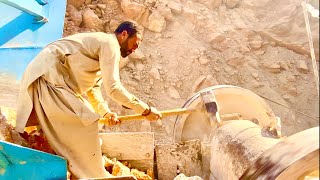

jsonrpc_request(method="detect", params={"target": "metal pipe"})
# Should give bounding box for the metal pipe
[301,1,319,96]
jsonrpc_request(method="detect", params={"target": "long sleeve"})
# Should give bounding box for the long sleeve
[99,35,149,114]
[86,78,111,117]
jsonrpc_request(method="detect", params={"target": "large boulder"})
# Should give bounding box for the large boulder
[139,9,151,28]
[66,5,83,27]
[82,8,104,31]
[168,1,182,14]
[67,0,85,10]
[120,0,146,21]
[158,5,174,22]
[147,10,166,33]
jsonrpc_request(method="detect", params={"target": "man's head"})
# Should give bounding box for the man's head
[114,21,143,58]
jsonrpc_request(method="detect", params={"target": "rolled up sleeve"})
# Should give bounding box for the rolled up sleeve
[99,37,149,114]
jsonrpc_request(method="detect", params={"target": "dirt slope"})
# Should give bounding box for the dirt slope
[0,0,319,143]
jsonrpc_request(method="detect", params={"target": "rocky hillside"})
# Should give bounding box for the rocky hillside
[1,0,318,144]
[64,0,319,142]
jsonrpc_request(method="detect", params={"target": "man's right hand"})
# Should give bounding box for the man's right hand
[143,106,162,121]
[103,112,121,126]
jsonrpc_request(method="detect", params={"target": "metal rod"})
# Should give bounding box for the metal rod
[305,2,319,18]
[259,94,319,121]
[301,1,319,96]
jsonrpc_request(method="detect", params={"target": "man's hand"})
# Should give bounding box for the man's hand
[103,112,121,126]
[143,106,162,121]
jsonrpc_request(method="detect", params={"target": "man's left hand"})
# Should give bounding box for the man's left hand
[143,107,162,121]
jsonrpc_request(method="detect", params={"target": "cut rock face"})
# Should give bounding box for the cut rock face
[155,140,204,180]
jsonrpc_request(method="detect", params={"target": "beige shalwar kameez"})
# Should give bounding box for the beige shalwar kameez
[15,32,149,179]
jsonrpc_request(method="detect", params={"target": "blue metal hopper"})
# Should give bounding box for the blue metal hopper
[0,140,67,179]
[0,0,66,80]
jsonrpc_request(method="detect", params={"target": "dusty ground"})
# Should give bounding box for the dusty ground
[0,0,319,144]
[0,73,19,108]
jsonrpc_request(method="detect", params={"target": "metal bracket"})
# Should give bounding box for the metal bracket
[0,0,48,23]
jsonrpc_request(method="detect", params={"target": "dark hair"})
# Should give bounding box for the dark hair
[114,21,143,37]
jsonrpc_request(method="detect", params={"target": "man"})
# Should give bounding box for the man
[15,21,162,178]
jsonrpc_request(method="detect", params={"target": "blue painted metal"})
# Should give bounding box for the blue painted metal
[35,0,48,6]
[0,1,67,178]
[0,0,48,20]
[0,140,67,179]
[0,48,42,78]
[0,0,66,80]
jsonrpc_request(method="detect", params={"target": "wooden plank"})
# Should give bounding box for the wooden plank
[99,132,154,161]
[125,159,154,172]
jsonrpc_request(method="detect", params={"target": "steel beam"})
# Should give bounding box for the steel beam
[0,0,47,20]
